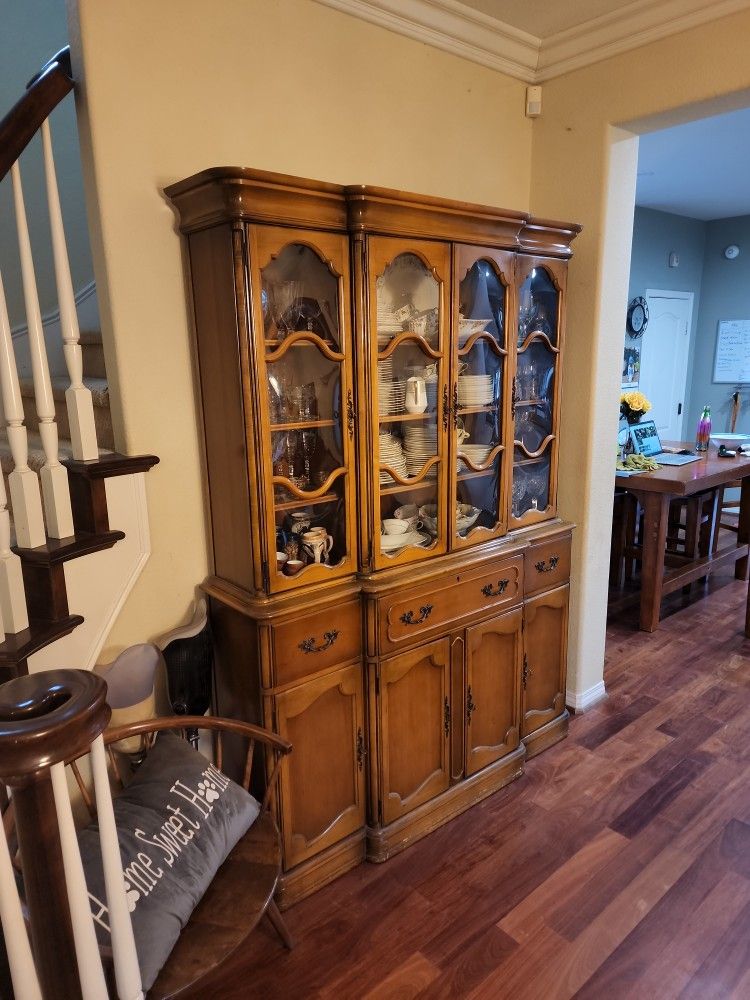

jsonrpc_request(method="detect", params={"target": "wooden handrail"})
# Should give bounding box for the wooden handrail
[0,46,73,185]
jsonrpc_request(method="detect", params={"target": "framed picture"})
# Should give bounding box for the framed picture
[622,341,641,388]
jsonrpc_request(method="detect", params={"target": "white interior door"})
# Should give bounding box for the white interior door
[638,291,693,441]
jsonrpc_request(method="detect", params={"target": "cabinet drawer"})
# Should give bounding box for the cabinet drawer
[524,536,571,596]
[272,600,362,686]
[380,556,523,652]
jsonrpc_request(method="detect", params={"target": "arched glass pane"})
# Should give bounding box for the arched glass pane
[518,267,559,346]
[262,244,341,348]
[458,260,505,349]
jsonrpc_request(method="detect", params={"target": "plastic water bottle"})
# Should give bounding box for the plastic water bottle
[696,404,711,452]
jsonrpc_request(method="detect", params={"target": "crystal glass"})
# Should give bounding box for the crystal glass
[518,266,559,346]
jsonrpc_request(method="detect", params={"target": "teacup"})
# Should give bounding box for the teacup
[394,504,422,531]
[276,551,289,571]
[383,518,409,535]
[284,559,305,576]
[303,534,334,563]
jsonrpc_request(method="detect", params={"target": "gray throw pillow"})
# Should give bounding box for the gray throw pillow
[78,731,260,991]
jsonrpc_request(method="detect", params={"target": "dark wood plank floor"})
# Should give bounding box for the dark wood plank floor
[225,567,750,999]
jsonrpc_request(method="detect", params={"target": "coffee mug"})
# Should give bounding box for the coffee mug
[290,512,311,534]
[284,559,304,576]
[303,534,334,563]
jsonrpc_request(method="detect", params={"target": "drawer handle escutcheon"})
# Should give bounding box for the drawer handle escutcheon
[299,629,340,654]
[346,390,355,439]
[466,686,477,721]
[444,697,451,738]
[400,604,434,626]
[482,579,509,597]
[535,555,559,574]
[522,653,530,688]
[356,728,366,770]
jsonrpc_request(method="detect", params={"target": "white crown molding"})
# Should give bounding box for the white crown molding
[314,0,750,83]
[11,279,96,340]
[537,0,750,81]
[313,0,539,82]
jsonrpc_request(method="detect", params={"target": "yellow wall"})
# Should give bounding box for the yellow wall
[69,0,533,655]
[531,8,750,699]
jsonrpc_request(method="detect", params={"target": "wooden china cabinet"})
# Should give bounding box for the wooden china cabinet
[166,168,580,907]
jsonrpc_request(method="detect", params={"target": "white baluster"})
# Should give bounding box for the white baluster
[0,807,43,1000]
[0,268,46,551]
[11,160,74,540]
[50,761,109,999]
[90,735,144,1000]
[41,120,98,462]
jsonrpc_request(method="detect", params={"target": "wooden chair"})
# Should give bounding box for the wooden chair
[1,691,294,1000]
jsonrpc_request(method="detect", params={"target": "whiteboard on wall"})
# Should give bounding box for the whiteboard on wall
[713,320,750,384]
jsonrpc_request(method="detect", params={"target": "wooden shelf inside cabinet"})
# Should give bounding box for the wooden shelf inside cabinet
[514,399,546,408]
[378,412,439,424]
[274,492,338,511]
[379,478,438,496]
[513,455,551,468]
[271,419,338,431]
[457,404,500,416]
[456,468,497,482]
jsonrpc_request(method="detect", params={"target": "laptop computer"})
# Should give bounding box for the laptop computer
[629,419,701,465]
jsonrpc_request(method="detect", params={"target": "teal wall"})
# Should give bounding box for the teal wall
[0,0,93,327]
[686,216,750,434]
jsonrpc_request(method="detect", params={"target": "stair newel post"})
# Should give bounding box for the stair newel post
[40,120,98,462]
[11,160,74,540]
[0,670,113,1000]
[0,269,46,550]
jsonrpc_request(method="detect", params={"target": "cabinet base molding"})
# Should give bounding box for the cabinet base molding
[275,829,366,911]
[366,745,526,863]
[522,710,569,759]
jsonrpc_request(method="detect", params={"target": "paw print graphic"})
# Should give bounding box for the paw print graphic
[198,779,220,804]
[123,878,140,913]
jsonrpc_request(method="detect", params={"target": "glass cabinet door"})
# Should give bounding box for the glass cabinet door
[510,257,566,527]
[367,237,451,569]
[451,246,514,549]
[250,226,357,592]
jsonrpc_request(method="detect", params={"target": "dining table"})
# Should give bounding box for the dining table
[614,443,750,633]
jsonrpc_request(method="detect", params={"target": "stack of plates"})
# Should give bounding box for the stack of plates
[457,374,495,406]
[377,306,403,348]
[458,317,492,346]
[377,358,394,380]
[378,379,407,415]
[379,431,408,483]
[459,443,493,468]
[403,424,438,478]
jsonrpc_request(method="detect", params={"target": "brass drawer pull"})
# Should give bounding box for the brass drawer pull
[298,629,340,654]
[444,697,450,738]
[400,604,434,626]
[356,727,366,770]
[466,686,477,721]
[346,389,355,439]
[481,579,508,597]
[535,555,559,574]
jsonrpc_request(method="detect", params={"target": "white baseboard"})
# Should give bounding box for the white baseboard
[566,680,607,713]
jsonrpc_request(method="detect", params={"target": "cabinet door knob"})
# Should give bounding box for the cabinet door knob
[356,727,366,770]
[298,629,340,653]
[346,389,355,439]
[481,579,509,597]
[400,604,434,626]
[444,697,451,738]
[466,686,477,721]
[535,555,559,574]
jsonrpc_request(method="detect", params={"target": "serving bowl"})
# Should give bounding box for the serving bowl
[710,433,750,449]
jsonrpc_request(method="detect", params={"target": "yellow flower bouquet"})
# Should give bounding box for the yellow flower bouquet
[620,390,651,424]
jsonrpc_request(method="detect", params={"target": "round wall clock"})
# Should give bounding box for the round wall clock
[626,296,649,338]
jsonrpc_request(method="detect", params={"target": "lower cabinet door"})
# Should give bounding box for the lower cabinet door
[379,637,451,825]
[522,584,569,737]
[465,608,522,776]
[274,662,366,869]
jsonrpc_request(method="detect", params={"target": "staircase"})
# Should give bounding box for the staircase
[0,49,158,679]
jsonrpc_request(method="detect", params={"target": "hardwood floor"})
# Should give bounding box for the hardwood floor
[225,567,750,999]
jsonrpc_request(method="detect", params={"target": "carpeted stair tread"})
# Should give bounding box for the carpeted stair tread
[19,375,109,408]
